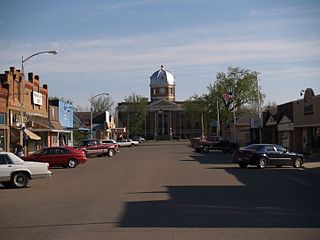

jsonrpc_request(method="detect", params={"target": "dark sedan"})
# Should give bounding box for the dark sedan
[233,144,304,169]
[23,146,87,168]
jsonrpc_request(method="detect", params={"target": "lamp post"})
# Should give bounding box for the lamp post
[254,72,262,144]
[216,99,220,137]
[90,92,109,139]
[20,50,58,146]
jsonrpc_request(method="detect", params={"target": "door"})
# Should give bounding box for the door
[274,145,292,165]
[158,112,168,136]
[303,129,308,153]
[266,145,278,165]
[38,148,57,165]
[0,154,13,182]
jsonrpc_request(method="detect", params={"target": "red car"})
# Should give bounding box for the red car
[23,146,87,168]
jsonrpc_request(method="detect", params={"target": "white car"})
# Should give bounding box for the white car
[117,139,139,147]
[101,139,117,144]
[0,152,52,188]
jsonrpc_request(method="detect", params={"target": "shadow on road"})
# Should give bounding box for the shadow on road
[120,183,320,228]
[119,150,320,228]
[184,151,234,164]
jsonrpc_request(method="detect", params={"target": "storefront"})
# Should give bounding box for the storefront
[293,88,320,154]
[277,115,294,150]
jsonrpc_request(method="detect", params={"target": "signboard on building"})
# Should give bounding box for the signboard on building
[278,123,294,131]
[32,92,42,105]
[250,118,260,129]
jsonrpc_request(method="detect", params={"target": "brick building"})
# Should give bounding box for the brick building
[0,67,71,154]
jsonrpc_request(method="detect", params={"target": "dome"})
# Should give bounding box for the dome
[150,65,175,85]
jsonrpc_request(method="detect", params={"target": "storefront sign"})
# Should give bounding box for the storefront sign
[32,92,42,105]
[278,123,294,131]
[250,118,261,128]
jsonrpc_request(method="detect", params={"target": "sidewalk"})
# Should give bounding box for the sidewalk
[303,154,320,170]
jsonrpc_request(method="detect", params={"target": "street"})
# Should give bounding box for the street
[1,141,320,240]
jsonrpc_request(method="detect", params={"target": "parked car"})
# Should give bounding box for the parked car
[117,139,139,147]
[0,152,51,188]
[233,144,304,169]
[23,146,87,168]
[74,139,119,157]
[190,135,239,154]
[131,136,146,143]
[101,139,117,144]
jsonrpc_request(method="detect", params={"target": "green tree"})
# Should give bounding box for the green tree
[206,66,265,123]
[122,93,148,137]
[184,94,212,136]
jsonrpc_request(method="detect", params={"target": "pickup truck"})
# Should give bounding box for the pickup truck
[75,139,119,157]
[190,136,239,154]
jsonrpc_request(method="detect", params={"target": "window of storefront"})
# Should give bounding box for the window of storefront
[0,113,6,124]
[311,127,320,153]
[279,131,290,148]
[0,129,5,151]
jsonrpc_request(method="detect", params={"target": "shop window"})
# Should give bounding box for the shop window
[0,129,5,151]
[0,113,6,124]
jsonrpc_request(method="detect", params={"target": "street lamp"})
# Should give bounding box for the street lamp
[20,50,58,146]
[254,72,262,144]
[90,92,109,139]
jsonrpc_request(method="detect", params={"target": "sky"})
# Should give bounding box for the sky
[0,0,320,109]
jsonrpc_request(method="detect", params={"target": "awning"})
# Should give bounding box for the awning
[50,121,64,131]
[24,129,41,140]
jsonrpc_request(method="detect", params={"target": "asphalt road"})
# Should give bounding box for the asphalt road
[1,141,320,240]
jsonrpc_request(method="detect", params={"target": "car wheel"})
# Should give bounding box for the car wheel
[108,149,115,157]
[68,159,77,168]
[239,163,248,168]
[257,157,267,169]
[203,145,210,153]
[293,157,303,168]
[11,172,29,188]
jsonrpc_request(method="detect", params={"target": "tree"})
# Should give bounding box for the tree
[121,93,148,137]
[90,94,114,113]
[263,101,277,114]
[49,96,73,104]
[184,94,212,136]
[206,66,265,121]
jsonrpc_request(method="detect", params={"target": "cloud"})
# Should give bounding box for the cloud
[24,36,319,75]
[250,4,320,18]
[1,30,320,81]
[1,3,320,106]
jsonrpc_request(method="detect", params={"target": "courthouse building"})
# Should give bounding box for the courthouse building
[117,65,198,140]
